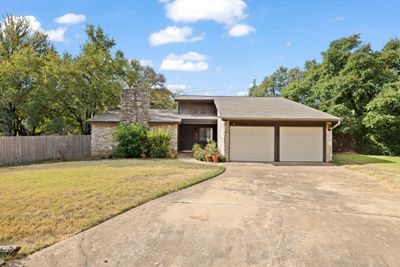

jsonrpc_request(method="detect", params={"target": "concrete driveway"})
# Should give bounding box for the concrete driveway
[18,163,400,266]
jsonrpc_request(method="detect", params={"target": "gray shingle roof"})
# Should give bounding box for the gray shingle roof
[89,96,340,123]
[212,97,340,121]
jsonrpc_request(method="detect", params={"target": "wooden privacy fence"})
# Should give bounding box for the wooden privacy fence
[0,135,91,167]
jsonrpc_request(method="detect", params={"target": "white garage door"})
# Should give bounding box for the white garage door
[280,127,323,162]
[230,126,274,162]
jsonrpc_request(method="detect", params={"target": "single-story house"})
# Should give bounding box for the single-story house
[88,87,341,162]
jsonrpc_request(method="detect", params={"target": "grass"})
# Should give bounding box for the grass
[334,152,400,187]
[0,159,225,258]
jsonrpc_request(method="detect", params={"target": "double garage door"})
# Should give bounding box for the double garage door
[230,126,324,162]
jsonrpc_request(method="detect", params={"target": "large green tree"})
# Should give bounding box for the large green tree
[0,15,54,135]
[48,25,122,135]
[254,35,400,154]
[363,81,400,155]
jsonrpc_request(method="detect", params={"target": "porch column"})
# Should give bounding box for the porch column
[217,118,230,161]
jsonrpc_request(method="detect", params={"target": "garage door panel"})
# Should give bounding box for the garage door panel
[280,127,323,162]
[230,126,274,162]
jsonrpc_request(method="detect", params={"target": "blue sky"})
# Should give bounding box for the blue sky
[2,0,400,95]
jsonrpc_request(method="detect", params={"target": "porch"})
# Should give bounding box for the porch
[178,123,217,152]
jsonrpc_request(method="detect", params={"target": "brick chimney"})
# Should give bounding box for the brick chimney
[120,87,150,124]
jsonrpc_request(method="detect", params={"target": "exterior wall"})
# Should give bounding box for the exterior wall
[326,122,333,162]
[120,87,150,124]
[91,122,117,157]
[150,123,178,152]
[178,101,217,115]
[217,118,230,161]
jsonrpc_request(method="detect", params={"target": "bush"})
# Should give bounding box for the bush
[192,141,221,162]
[113,123,148,158]
[194,149,207,161]
[147,129,171,158]
[204,140,218,155]
[192,143,201,156]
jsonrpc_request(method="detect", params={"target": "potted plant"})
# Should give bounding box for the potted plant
[205,154,213,162]
[212,153,220,163]
[169,149,177,159]
[140,151,146,158]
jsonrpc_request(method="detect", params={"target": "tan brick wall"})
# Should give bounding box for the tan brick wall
[326,122,333,162]
[217,118,230,161]
[150,123,178,152]
[91,122,117,157]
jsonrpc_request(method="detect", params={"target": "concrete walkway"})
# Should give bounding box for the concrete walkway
[16,163,400,266]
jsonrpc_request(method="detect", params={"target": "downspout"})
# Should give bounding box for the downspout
[328,120,341,131]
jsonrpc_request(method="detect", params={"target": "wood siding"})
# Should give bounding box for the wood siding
[178,101,217,115]
[0,135,91,167]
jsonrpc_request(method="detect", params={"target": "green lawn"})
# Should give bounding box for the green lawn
[334,152,400,187]
[0,159,225,258]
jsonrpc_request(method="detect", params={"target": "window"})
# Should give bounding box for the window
[199,127,213,142]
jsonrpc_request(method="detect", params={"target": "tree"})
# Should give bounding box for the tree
[49,25,122,135]
[120,59,175,109]
[281,35,399,153]
[0,15,54,136]
[380,38,400,74]
[248,79,262,96]
[363,82,400,155]
[249,67,303,97]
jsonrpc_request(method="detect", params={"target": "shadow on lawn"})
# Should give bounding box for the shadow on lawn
[334,153,395,166]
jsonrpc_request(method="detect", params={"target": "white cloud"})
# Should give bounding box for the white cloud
[55,13,86,24]
[139,59,153,67]
[228,23,255,37]
[160,51,208,72]
[286,41,292,47]
[167,84,191,92]
[215,66,222,72]
[22,15,42,31]
[149,26,203,46]
[236,91,248,96]
[330,16,345,22]
[46,27,67,42]
[164,0,247,26]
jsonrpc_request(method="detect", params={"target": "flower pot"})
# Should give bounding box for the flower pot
[170,152,177,159]
[205,154,213,162]
[140,153,146,158]
[212,154,220,163]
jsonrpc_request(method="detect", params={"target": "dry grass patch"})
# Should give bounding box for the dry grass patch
[0,159,225,257]
[334,152,400,188]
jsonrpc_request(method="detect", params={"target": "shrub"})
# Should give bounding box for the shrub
[194,149,207,161]
[192,143,201,156]
[204,140,218,155]
[192,141,221,162]
[147,129,171,158]
[112,123,149,158]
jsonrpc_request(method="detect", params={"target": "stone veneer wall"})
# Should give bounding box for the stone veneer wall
[120,87,150,124]
[91,122,117,156]
[326,122,333,162]
[217,118,230,161]
[149,123,178,152]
